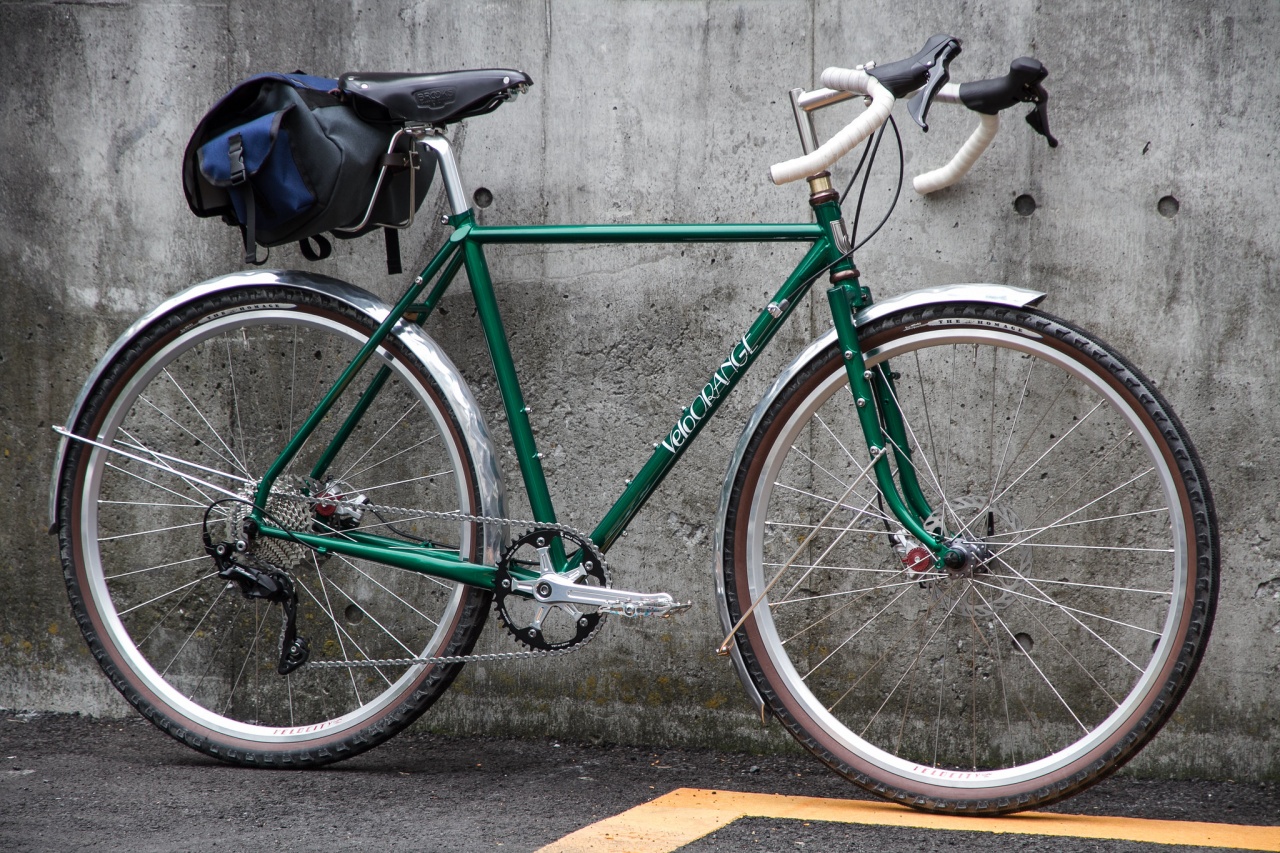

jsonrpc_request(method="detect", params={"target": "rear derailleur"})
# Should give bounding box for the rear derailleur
[203,518,310,676]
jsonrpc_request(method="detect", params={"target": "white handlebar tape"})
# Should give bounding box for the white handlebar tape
[819,66,873,94]
[769,71,893,185]
[913,112,999,194]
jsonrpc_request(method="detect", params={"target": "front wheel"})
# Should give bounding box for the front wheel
[721,303,1218,813]
[56,284,491,766]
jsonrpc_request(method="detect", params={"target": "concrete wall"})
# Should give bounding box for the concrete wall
[2,0,1277,779]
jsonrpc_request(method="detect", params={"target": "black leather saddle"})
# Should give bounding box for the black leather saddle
[339,68,532,125]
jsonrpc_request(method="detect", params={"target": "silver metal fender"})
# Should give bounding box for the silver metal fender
[49,269,507,568]
[713,283,1046,720]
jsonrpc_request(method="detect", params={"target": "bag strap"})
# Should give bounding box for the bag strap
[383,228,402,275]
[299,234,333,262]
[227,134,265,266]
[378,149,416,276]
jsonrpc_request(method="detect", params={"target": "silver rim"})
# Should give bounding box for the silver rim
[744,325,1190,790]
[75,306,475,745]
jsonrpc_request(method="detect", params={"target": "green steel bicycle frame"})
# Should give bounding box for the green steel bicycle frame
[252,201,949,587]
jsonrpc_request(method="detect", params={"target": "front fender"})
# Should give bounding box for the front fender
[713,283,1045,720]
[49,269,507,567]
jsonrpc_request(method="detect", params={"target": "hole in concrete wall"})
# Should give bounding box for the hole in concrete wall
[1013,632,1034,654]
[344,604,364,624]
[473,187,494,208]
[1157,195,1180,218]
[1014,194,1036,216]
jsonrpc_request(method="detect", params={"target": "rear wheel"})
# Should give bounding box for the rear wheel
[57,286,490,766]
[721,303,1218,813]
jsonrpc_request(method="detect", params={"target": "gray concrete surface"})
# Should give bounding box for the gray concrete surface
[0,713,1276,852]
[1,1,1277,781]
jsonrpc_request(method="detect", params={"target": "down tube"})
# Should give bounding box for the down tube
[590,239,833,553]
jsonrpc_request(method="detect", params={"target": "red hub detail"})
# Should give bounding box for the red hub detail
[903,547,932,573]
[313,492,341,518]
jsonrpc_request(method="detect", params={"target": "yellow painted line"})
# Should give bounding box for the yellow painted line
[537,787,1280,853]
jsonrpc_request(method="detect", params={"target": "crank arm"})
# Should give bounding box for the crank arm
[511,569,691,618]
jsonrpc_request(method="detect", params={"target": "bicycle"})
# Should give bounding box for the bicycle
[50,35,1218,814]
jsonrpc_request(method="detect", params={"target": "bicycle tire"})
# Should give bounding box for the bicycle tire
[56,285,490,766]
[721,302,1218,814]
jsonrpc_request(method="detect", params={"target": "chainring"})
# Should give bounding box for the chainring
[494,528,609,652]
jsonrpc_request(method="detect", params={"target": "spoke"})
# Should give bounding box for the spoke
[342,432,441,483]
[78,435,245,501]
[222,335,251,475]
[295,573,391,693]
[765,561,924,577]
[317,562,428,656]
[118,429,220,507]
[220,604,274,717]
[351,470,454,495]
[131,394,248,481]
[973,578,1159,644]
[997,541,1173,555]
[985,352,1037,517]
[107,554,208,581]
[765,519,889,536]
[964,427,1141,540]
[288,325,299,438]
[158,367,249,476]
[770,481,894,528]
[984,505,1170,541]
[773,576,935,606]
[101,460,232,511]
[97,518,209,542]
[134,567,218,648]
[721,447,887,656]
[335,399,426,482]
[801,583,916,682]
[858,592,967,736]
[989,468,1158,559]
[117,572,221,616]
[988,552,1154,668]
[307,568,378,696]
[333,553,444,625]
[980,573,1172,597]
[160,581,232,676]
[973,585,1092,733]
[115,431,256,488]
[987,399,1106,510]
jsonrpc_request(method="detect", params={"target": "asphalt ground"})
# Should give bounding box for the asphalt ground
[1,712,1276,852]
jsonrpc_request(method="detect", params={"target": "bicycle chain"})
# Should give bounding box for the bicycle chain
[261,486,610,670]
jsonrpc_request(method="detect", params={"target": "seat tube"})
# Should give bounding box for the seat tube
[461,236,559,529]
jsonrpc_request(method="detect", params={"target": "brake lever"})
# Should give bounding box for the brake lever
[866,34,963,132]
[958,57,1059,148]
[1025,82,1059,148]
[906,38,963,131]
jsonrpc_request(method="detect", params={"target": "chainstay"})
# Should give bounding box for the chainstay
[266,487,610,669]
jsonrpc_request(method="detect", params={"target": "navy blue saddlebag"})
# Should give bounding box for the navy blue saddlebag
[182,72,433,273]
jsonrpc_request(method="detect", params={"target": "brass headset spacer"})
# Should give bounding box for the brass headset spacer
[807,171,838,206]
[829,268,860,283]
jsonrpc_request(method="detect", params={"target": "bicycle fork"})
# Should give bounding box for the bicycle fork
[825,280,955,566]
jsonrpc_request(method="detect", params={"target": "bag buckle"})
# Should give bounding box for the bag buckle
[227,133,248,186]
[381,149,419,172]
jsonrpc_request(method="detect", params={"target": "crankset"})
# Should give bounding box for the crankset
[495,527,692,652]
